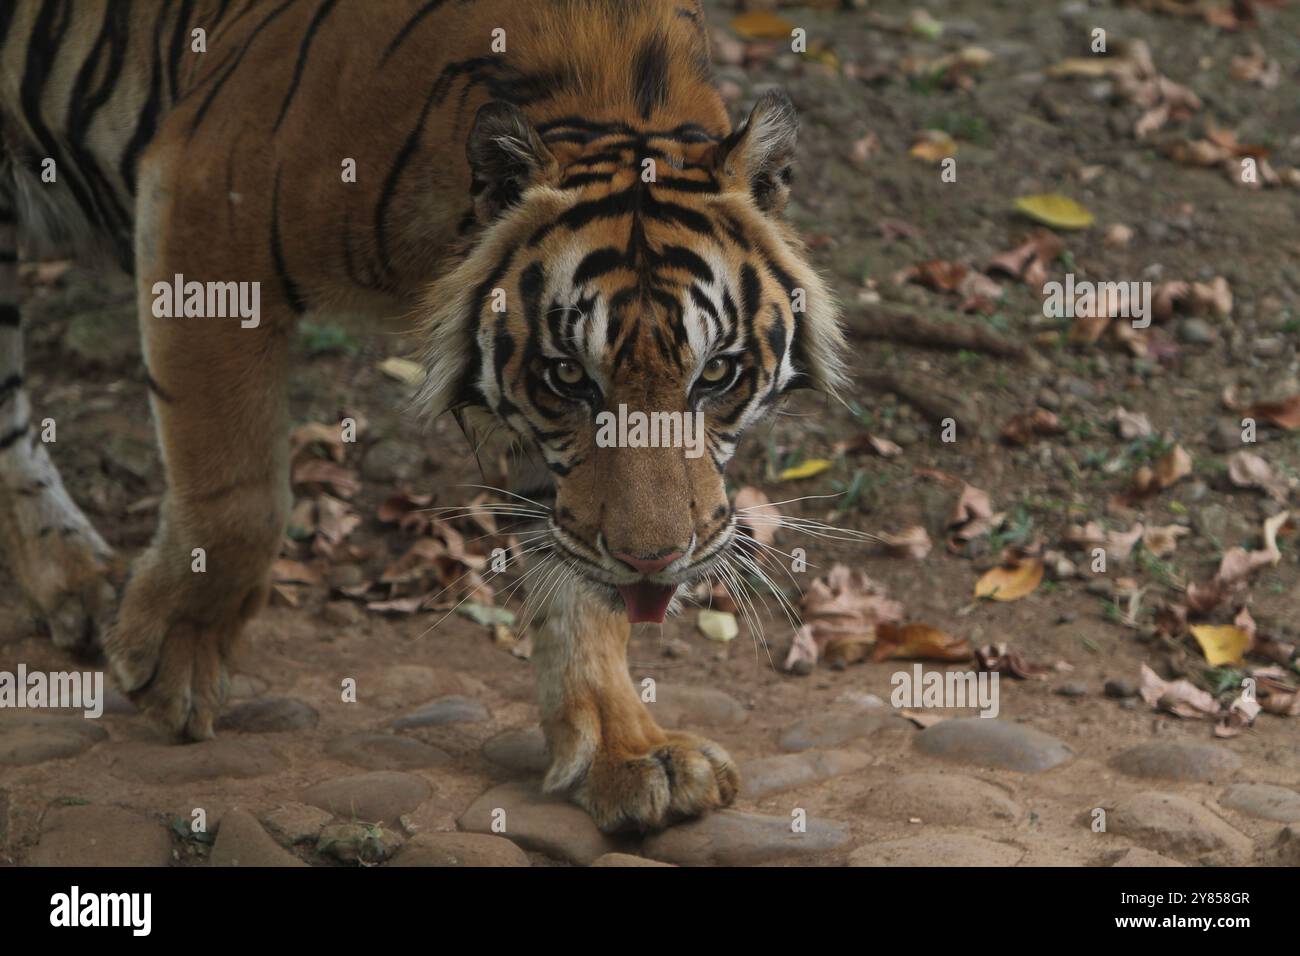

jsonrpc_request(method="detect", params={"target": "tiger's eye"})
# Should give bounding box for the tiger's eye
[553,359,585,386]
[700,357,731,384]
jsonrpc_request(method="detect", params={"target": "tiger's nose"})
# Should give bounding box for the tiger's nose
[610,550,684,575]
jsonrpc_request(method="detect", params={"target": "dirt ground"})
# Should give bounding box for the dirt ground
[2,0,1299,867]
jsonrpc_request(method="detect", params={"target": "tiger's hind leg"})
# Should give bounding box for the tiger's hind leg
[0,188,117,653]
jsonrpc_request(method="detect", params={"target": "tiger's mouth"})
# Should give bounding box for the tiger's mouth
[617,582,680,624]
[548,519,736,625]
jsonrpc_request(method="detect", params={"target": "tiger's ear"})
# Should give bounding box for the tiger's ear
[716,89,798,215]
[466,101,555,223]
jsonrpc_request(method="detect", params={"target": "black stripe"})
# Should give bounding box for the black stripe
[0,424,29,450]
[374,57,499,280]
[20,0,104,236]
[166,0,197,99]
[270,167,307,313]
[0,304,19,327]
[0,0,16,52]
[144,370,174,403]
[273,0,340,133]
[66,1,133,235]
[0,373,22,404]
[120,12,167,192]
[657,245,713,285]
[572,247,624,287]
[189,0,297,136]
[380,0,448,66]
[632,32,670,120]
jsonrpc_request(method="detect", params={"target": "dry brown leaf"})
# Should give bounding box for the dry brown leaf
[974,642,1050,680]
[877,526,932,561]
[290,422,348,463]
[788,564,905,670]
[734,486,781,548]
[1214,689,1261,738]
[1142,523,1189,558]
[872,623,973,663]
[1186,510,1290,613]
[291,459,361,499]
[974,558,1044,602]
[1231,43,1281,88]
[908,130,958,163]
[1000,409,1064,446]
[1227,450,1291,502]
[272,558,322,586]
[1112,407,1153,439]
[833,433,902,458]
[1244,395,1300,431]
[986,230,1063,289]
[1138,663,1221,720]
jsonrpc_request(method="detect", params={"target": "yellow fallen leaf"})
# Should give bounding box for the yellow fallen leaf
[779,458,833,481]
[1190,625,1250,667]
[909,131,958,164]
[378,357,426,385]
[697,609,738,643]
[1013,194,1095,230]
[974,559,1044,601]
[730,11,794,40]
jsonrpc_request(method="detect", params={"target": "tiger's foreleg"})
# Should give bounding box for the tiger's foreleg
[102,178,293,740]
[534,577,739,831]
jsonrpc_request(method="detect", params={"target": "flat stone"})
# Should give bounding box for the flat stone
[360,666,486,709]
[303,771,433,825]
[1108,792,1253,865]
[223,694,320,731]
[778,710,893,753]
[481,728,549,775]
[392,695,489,729]
[261,803,334,845]
[642,810,849,866]
[110,739,287,784]
[1266,826,1300,866]
[228,674,268,698]
[1111,741,1242,783]
[651,685,746,727]
[28,804,172,867]
[1220,784,1300,823]
[591,853,673,867]
[457,782,621,866]
[740,749,871,798]
[325,733,451,771]
[390,832,530,867]
[0,713,108,766]
[210,809,306,867]
[860,772,1022,826]
[1107,847,1185,867]
[850,833,1023,867]
[216,697,319,734]
[317,823,402,864]
[913,718,1073,773]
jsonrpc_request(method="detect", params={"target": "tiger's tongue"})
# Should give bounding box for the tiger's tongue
[618,582,678,624]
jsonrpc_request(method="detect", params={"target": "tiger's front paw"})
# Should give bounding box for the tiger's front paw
[103,572,264,741]
[105,617,236,741]
[571,731,739,832]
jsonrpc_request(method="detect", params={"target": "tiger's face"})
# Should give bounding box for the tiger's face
[422,91,846,624]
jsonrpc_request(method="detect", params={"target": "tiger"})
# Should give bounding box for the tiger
[0,0,847,832]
